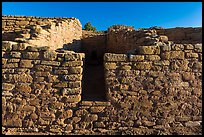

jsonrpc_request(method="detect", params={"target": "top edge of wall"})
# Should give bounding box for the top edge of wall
[2,15,78,20]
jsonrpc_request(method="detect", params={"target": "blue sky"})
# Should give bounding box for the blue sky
[2,2,202,31]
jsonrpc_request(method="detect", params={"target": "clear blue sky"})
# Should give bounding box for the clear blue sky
[2,2,202,31]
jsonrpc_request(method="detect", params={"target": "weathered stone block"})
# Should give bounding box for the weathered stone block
[35,71,50,77]
[43,50,57,60]
[64,53,82,61]
[37,46,50,51]
[62,109,73,118]
[15,83,32,93]
[68,81,81,88]
[137,46,160,55]
[129,55,145,61]
[171,44,184,50]
[19,59,33,68]
[94,122,106,128]
[10,51,21,58]
[170,60,189,71]
[66,95,81,103]
[2,58,7,64]
[104,63,117,70]
[41,60,60,66]
[159,35,168,43]
[75,109,89,116]
[2,69,15,74]
[9,73,33,83]
[89,106,105,113]
[23,52,39,59]
[7,58,21,63]
[120,65,131,70]
[2,83,15,91]
[62,61,83,67]
[63,74,82,81]
[12,43,26,51]
[61,88,81,95]
[153,60,170,66]
[53,82,68,88]
[170,51,185,59]
[134,62,152,70]
[185,52,199,58]
[3,63,18,68]
[47,75,59,82]
[145,55,161,61]
[35,65,52,71]
[16,20,29,26]
[69,67,83,74]
[2,41,13,51]
[184,44,194,50]
[104,53,127,61]
[54,70,69,75]
[161,52,170,60]
[194,44,202,52]
[185,121,200,127]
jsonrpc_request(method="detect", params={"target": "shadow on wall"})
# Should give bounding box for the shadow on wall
[63,39,82,53]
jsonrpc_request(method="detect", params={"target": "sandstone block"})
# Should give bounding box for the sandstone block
[185,121,200,127]
[161,52,170,60]
[62,61,83,67]
[134,62,152,70]
[137,46,160,55]
[6,118,22,127]
[64,53,82,61]
[84,114,98,122]
[23,52,39,59]
[104,63,117,70]
[63,74,82,81]
[170,51,185,59]
[61,88,81,95]
[53,82,68,88]
[15,68,30,74]
[171,44,184,50]
[16,20,29,26]
[35,65,52,71]
[2,58,7,64]
[170,60,189,71]
[3,63,18,68]
[2,41,13,51]
[15,83,32,93]
[145,55,161,61]
[66,95,81,103]
[41,60,60,66]
[159,35,168,43]
[54,70,69,75]
[192,62,202,72]
[19,59,33,68]
[194,44,202,52]
[12,43,26,51]
[43,50,57,60]
[94,122,106,128]
[104,53,127,61]
[63,109,73,118]
[10,51,21,58]
[65,124,73,132]
[69,67,83,74]
[2,69,15,74]
[120,65,131,70]
[75,109,89,117]
[35,71,50,77]
[160,45,171,51]
[9,73,33,83]
[89,106,105,113]
[7,58,21,63]
[68,81,81,88]
[37,46,50,51]
[182,72,195,81]
[184,44,194,50]
[21,106,36,112]
[2,83,15,91]
[129,55,145,61]
[186,52,199,58]
[47,75,59,82]
[34,77,45,82]
[153,60,170,66]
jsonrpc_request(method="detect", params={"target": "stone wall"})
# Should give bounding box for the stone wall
[2,15,82,51]
[2,41,85,134]
[81,30,107,62]
[157,27,202,44]
[103,43,202,135]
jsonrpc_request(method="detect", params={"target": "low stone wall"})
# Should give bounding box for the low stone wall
[104,43,202,135]
[157,27,202,44]
[2,41,85,134]
[2,15,82,51]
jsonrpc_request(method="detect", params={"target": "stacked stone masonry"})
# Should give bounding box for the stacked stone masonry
[2,15,82,51]
[2,15,202,135]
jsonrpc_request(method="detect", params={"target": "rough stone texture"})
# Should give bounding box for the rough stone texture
[2,15,82,51]
[1,17,202,135]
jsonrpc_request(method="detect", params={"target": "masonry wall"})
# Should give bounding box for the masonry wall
[103,43,202,135]
[2,15,82,51]
[157,27,202,44]
[2,41,85,134]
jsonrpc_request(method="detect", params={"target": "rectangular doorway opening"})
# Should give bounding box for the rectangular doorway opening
[82,51,107,101]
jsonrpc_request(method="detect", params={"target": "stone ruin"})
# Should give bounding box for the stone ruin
[2,15,202,135]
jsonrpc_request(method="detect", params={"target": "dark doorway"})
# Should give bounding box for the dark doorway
[82,51,106,101]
